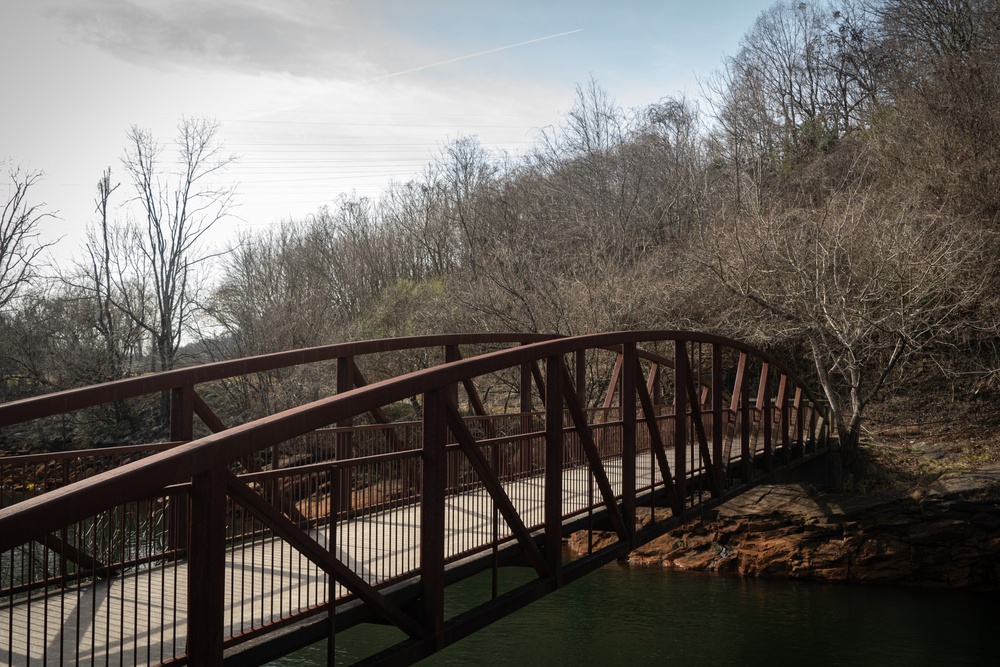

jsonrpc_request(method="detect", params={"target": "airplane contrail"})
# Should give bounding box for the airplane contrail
[363,28,584,84]
[235,29,584,121]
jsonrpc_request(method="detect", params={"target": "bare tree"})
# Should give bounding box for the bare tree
[700,159,990,464]
[704,50,780,212]
[875,0,1000,219]
[119,117,236,373]
[705,1,890,211]
[825,1,889,133]
[533,78,652,257]
[633,96,707,240]
[209,222,336,357]
[381,180,460,278]
[61,119,235,431]
[430,136,500,276]
[0,166,54,312]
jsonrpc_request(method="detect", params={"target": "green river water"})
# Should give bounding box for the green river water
[272,562,994,666]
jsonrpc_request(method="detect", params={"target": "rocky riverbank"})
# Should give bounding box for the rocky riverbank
[588,468,1000,590]
[568,401,1000,591]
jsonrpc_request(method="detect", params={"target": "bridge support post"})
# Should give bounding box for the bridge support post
[712,345,724,497]
[519,361,533,478]
[674,341,687,521]
[809,405,819,449]
[650,363,662,405]
[168,385,194,554]
[544,355,564,585]
[420,388,447,646]
[186,467,226,666]
[740,358,752,483]
[445,345,461,406]
[336,357,354,518]
[601,354,623,422]
[793,387,805,453]
[759,365,773,473]
[169,384,194,441]
[621,344,637,545]
[777,375,790,464]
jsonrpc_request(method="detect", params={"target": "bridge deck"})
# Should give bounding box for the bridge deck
[1,456,674,666]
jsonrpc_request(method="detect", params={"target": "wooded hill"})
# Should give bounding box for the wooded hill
[3,0,999,468]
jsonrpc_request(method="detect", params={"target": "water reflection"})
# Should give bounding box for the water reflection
[277,564,994,666]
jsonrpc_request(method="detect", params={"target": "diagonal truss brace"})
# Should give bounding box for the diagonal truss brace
[224,472,428,640]
[674,346,720,498]
[631,360,683,514]
[442,401,551,579]
[559,366,631,542]
[195,391,309,524]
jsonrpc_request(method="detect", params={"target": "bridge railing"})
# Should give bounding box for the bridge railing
[0,333,557,449]
[0,332,830,666]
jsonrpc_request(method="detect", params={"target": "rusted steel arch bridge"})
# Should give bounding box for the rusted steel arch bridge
[0,332,831,666]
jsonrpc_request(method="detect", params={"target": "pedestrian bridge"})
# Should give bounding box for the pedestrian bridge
[0,332,831,665]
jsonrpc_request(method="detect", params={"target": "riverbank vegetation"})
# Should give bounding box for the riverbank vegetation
[3,0,1000,475]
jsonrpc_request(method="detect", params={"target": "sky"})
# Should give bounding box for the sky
[1,0,776,266]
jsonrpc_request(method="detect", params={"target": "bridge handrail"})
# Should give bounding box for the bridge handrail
[0,330,826,553]
[0,332,558,428]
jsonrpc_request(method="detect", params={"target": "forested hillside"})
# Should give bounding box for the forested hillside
[3,0,998,467]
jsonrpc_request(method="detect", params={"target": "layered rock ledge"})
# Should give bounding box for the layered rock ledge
[570,469,1000,590]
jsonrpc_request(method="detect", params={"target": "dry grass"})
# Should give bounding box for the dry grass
[848,391,1000,494]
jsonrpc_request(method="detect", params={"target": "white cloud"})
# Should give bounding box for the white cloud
[45,0,384,80]
[6,0,779,265]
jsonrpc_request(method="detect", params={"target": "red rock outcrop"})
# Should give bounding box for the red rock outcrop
[571,473,1000,590]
